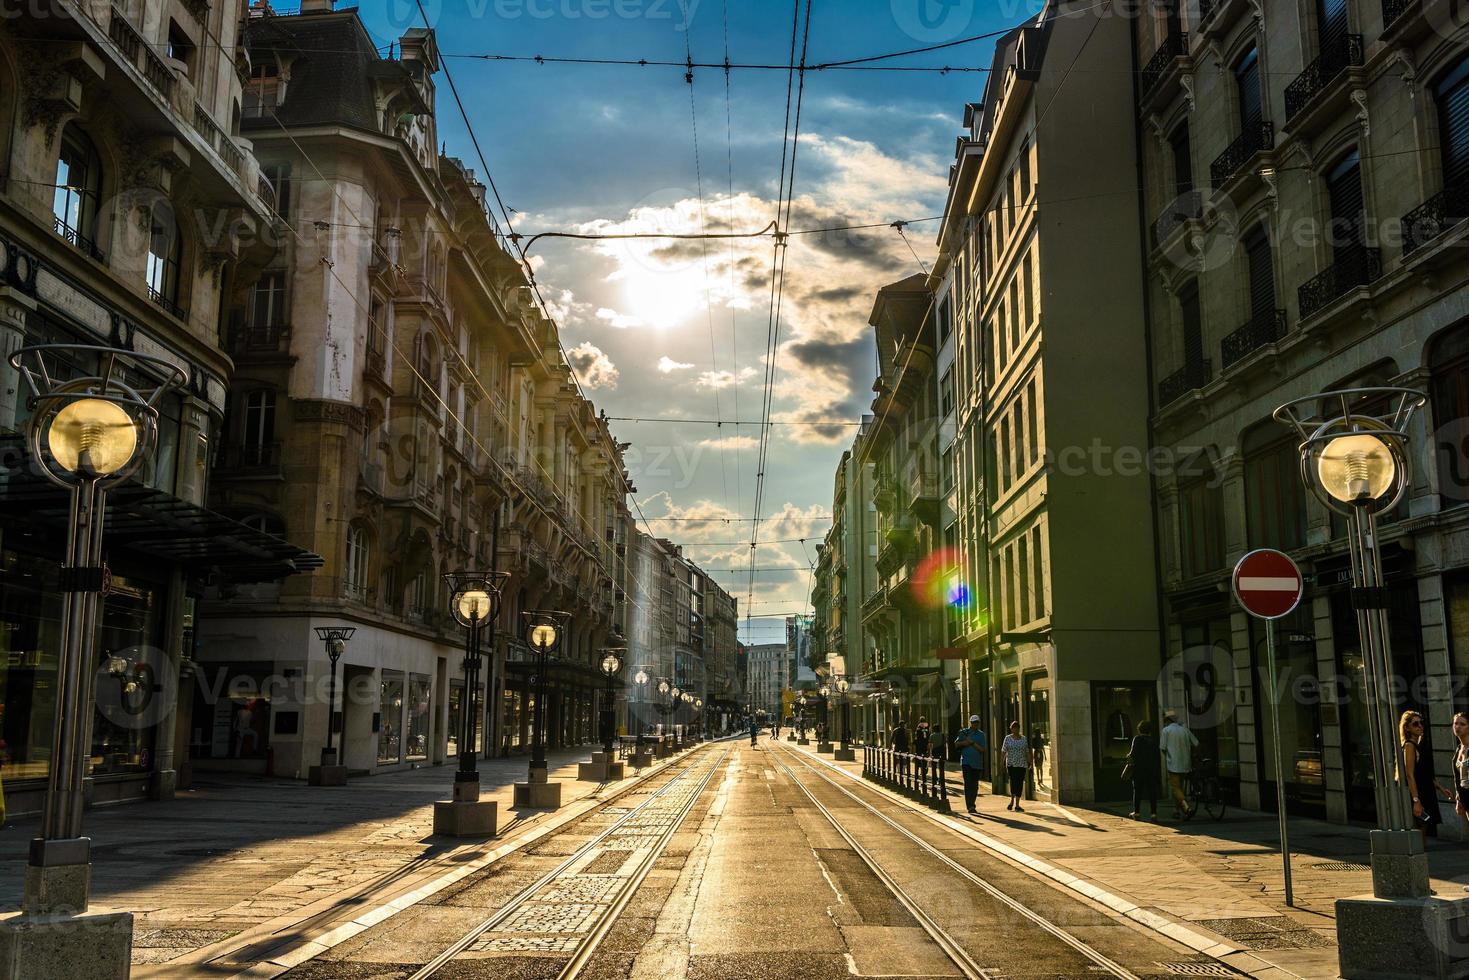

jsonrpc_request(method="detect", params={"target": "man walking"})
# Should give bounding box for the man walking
[1159,710,1199,818]
[954,714,988,813]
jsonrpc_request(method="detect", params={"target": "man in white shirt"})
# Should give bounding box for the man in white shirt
[1159,710,1199,818]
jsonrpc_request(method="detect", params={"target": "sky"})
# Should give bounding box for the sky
[357,0,1041,643]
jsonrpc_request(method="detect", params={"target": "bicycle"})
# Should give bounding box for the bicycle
[1180,758,1227,821]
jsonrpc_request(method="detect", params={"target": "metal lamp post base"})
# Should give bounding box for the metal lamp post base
[433,799,498,837]
[309,747,347,786]
[816,741,833,753]
[833,747,856,761]
[3,838,131,979]
[514,762,561,809]
[578,752,626,782]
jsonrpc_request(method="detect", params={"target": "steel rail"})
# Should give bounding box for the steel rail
[774,742,1142,980]
[409,744,729,979]
[765,750,990,980]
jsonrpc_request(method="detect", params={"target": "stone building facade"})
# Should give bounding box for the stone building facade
[1138,0,1469,829]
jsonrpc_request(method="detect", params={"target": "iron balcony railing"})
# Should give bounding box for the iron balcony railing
[1402,181,1469,256]
[1151,190,1203,247]
[1198,0,1216,25]
[53,216,104,262]
[1158,358,1213,406]
[192,103,244,175]
[1285,34,1364,120]
[218,442,282,474]
[147,285,186,321]
[1298,247,1382,319]
[1211,121,1274,188]
[1220,308,1287,369]
[1140,32,1189,96]
[232,323,290,353]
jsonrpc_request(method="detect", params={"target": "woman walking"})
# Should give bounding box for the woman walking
[1401,710,1452,841]
[1002,721,1030,812]
[1127,719,1161,821]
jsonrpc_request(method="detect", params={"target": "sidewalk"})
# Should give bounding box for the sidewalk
[781,738,1469,980]
[0,743,685,971]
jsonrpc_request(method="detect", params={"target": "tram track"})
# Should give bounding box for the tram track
[405,742,731,979]
[768,740,1151,980]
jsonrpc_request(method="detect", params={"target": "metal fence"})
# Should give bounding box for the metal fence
[861,744,950,814]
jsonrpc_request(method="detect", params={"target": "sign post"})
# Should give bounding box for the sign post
[1232,548,1306,907]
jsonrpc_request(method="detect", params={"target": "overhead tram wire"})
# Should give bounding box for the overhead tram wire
[746,0,804,643]
[723,0,743,523]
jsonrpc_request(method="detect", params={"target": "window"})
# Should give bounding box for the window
[145,207,182,315]
[1435,57,1469,190]
[1018,535,1031,624]
[1316,0,1348,53]
[940,368,954,417]
[1031,525,1046,619]
[250,270,287,336]
[1244,435,1307,549]
[53,124,102,257]
[1019,140,1032,200]
[1430,324,1469,506]
[1000,416,1013,489]
[1326,150,1365,258]
[1235,47,1262,129]
[937,295,952,342]
[166,20,196,77]
[1021,253,1033,332]
[345,524,370,600]
[261,163,291,217]
[242,389,276,465]
[245,62,280,117]
[942,445,955,493]
[1169,122,1192,198]
[1244,225,1275,320]
[1176,465,1225,579]
[1026,381,1039,465]
[1179,279,1203,366]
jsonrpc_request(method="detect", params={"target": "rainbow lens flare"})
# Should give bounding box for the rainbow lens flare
[911,547,972,611]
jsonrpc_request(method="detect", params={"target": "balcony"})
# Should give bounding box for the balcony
[54,216,105,263]
[1220,309,1287,369]
[147,285,187,321]
[873,474,898,513]
[217,442,283,478]
[192,103,243,175]
[1158,359,1212,407]
[1139,32,1189,100]
[230,323,290,356]
[1382,0,1416,29]
[861,585,889,624]
[1402,181,1469,257]
[1298,247,1382,321]
[108,7,175,102]
[1151,190,1203,249]
[1284,34,1363,122]
[1210,122,1274,190]
[905,463,940,525]
[364,347,387,385]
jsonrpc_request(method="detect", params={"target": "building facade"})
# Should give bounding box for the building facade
[197,5,633,779]
[0,0,319,815]
[744,642,789,723]
[1138,0,1469,830]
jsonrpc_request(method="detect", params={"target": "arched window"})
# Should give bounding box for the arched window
[53,124,102,259]
[1431,324,1469,508]
[1435,56,1469,191]
[345,524,371,600]
[145,206,183,316]
[1176,454,1225,579]
[242,388,276,466]
[239,512,287,537]
[244,61,279,117]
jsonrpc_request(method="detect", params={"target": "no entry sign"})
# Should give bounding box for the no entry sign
[1232,549,1304,619]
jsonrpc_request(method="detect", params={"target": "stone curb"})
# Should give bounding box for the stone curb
[776,741,1307,980]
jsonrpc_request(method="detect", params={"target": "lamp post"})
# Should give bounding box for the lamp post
[599,649,623,756]
[444,571,509,794]
[310,627,354,785]
[514,610,569,810]
[1273,389,1436,955]
[8,346,182,928]
[835,679,854,760]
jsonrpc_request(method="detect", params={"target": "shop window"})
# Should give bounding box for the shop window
[1093,682,1156,802]
[53,124,103,258]
[378,670,404,765]
[406,673,431,760]
[188,661,272,761]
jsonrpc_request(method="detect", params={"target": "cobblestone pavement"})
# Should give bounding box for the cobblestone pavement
[783,738,1469,980]
[0,744,669,971]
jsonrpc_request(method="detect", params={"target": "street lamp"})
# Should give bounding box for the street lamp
[1274,387,1427,905]
[522,610,569,782]
[599,649,623,756]
[444,571,509,801]
[9,344,183,922]
[836,678,851,751]
[312,626,355,775]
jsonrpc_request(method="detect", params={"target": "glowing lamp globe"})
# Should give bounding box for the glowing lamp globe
[1317,433,1397,504]
[529,622,558,649]
[48,398,138,477]
[601,652,622,675]
[454,589,494,627]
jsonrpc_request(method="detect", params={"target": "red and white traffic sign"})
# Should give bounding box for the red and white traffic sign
[1232,549,1304,619]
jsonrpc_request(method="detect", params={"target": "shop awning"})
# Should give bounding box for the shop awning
[0,466,323,583]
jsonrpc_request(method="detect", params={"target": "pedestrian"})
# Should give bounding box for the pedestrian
[1159,710,1199,819]
[1453,712,1469,828]
[914,717,929,782]
[1126,719,1160,821]
[1401,709,1452,841]
[750,717,759,747]
[954,714,988,814]
[1002,721,1029,812]
[892,719,910,778]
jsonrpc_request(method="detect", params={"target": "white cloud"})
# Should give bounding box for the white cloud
[698,435,758,450]
[658,356,695,374]
[596,307,645,329]
[696,367,757,389]
[567,342,619,389]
